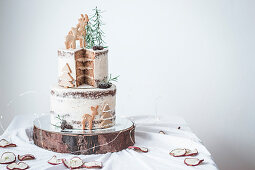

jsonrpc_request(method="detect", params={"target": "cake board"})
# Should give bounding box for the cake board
[33,115,135,155]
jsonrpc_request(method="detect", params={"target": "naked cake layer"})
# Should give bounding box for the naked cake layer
[58,48,108,88]
[50,84,116,130]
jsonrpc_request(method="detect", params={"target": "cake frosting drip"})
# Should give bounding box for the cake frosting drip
[50,84,116,130]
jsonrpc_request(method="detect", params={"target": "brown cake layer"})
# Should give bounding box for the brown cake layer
[85,50,95,59]
[84,69,94,78]
[75,61,85,87]
[84,76,95,87]
[76,76,85,86]
[74,49,85,59]
[76,69,85,76]
[83,61,94,68]
[76,61,84,68]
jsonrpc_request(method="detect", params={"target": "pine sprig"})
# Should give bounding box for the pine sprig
[51,123,61,128]
[108,74,119,83]
[56,115,63,121]
[93,7,105,46]
[85,20,95,49]
[85,7,106,48]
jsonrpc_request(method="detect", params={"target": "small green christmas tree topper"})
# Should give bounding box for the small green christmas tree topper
[85,7,106,49]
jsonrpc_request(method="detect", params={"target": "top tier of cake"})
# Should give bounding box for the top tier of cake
[58,48,108,88]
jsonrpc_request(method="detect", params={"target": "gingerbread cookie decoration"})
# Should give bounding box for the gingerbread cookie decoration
[82,106,99,130]
[62,63,72,73]
[59,73,74,82]
[65,13,89,49]
[65,27,81,49]
[76,14,89,48]
[59,63,74,88]
[101,104,112,119]
[99,104,113,128]
[100,119,112,129]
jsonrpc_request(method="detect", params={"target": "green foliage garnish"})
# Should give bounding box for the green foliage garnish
[56,114,63,121]
[85,21,95,49]
[51,123,61,128]
[98,74,119,89]
[85,7,106,49]
[92,7,105,46]
[108,74,119,83]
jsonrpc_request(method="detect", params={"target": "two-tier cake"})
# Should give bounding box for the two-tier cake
[50,13,116,130]
[50,49,116,130]
[33,9,135,155]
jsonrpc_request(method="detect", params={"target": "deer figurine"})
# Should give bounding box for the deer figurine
[82,105,99,130]
[65,27,81,49]
[76,14,89,48]
[65,13,89,49]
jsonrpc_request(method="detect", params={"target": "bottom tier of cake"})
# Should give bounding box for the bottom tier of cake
[50,84,116,130]
[33,115,135,155]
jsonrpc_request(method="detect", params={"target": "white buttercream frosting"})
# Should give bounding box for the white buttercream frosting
[50,84,116,129]
[58,48,109,87]
[86,48,108,82]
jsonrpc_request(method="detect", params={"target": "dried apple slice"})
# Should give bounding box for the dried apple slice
[159,130,166,134]
[48,155,62,165]
[0,139,17,148]
[128,146,148,153]
[62,159,69,168]
[6,162,29,170]
[83,161,102,169]
[62,157,83,169]
[185,149,198,156]
[0,152,16,164]
[169,148,186,157]
[184,158,204,166]
[18,154,35,161]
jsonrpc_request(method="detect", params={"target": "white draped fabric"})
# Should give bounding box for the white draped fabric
[0,114,218,170]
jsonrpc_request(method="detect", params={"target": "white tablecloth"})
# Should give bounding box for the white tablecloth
[0,114,218,170]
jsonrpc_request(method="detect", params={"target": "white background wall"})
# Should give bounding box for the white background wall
[0,0,254,169]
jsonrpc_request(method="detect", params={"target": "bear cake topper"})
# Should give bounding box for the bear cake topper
[65,7,106,50]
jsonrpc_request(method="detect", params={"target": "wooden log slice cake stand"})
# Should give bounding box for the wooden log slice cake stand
[33,115,135,155]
